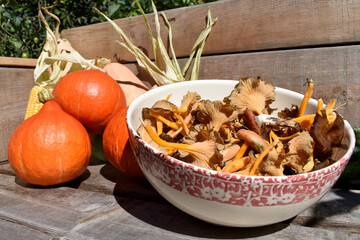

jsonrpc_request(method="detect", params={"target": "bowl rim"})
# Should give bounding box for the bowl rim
[127,80,356,182]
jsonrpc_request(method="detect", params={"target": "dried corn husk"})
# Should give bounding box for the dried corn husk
[94,0,217,86]
[34,5,110,102]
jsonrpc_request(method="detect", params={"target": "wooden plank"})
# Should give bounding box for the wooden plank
[0,57,37,67]
[124,45,360,127]
[0,160,171,203]
[62,0,360,63]
[0,219,54,240]
[0,168,359,239]
[0,67,34,162]
[0,172,122,239]
[292,189,360,234]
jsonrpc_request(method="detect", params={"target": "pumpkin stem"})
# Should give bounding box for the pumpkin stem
[38,85,54,102]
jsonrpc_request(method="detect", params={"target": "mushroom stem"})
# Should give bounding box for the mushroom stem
[150,110,180,130]
[143,121,214,169]
[249,138,279,176]
[324,99,337,112]
[173,113,190,135]
[156,120,163,135]
[223,156,250,173]
[298,79,314,117]
[234,142,249,161]
[317,99,323,114]
[165,94,172,101]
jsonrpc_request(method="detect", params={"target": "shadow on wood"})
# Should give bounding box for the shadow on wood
[100,163,292,238]
[113,192,291,239]
[13,169,91,189]
[294,189,360,233]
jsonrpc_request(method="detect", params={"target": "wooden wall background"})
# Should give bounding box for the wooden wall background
[1,0,360,161]
[0,62,35,162]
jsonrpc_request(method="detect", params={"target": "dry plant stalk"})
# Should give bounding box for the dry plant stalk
[94,0,217,86]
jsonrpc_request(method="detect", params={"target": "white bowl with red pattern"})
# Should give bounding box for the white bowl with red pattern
[126,80,355,227]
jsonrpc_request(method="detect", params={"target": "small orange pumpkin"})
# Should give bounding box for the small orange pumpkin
[103,62,148,106]
[103,107,145,179]
[53,69,126,134]
[8,101,91,186]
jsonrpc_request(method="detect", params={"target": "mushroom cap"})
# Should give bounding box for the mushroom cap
[195,100,238,132]
[142,100,179,121]
[152,100,178,116]
[179,91,201,112]
[224,77,275,115]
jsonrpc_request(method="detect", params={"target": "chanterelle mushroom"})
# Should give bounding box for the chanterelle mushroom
[260,131,314,176]
[283,131,315,174]
[224,77,275,115]
[259,148,284,176]
[195,100,238,132]
[141,120,221,170]
[310,111,345,161]
[151,100,178,117]
[255,114,301,137]
[137,119,174,155]
[178,91,201,114]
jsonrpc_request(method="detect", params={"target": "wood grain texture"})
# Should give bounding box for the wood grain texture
[62,0,360,63]
[123,45,360,127]
[0,57,37,67]
[0,67,34,161]
[0,162,359,239]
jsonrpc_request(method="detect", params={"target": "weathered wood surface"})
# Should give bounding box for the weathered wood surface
[0,67,34,162]
[0,160,359,240]
[0,57,37,67]
[62,0,360,63]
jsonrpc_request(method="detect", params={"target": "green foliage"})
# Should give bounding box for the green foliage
[335,127,360,189]
[0,0,218,58]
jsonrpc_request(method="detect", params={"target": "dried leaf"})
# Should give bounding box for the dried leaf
[186,9,217,80]
[95,0,216,86]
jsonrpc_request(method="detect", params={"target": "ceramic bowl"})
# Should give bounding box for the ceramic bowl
[126,80,355,227]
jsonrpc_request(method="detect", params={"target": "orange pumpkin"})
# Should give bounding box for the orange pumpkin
[8,101,91,186]
[103,107,145,179]
[53,69,126,134]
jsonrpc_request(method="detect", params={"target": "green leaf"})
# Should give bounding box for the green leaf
[2,11,11,19]
[107,3,120,18]
[1,0,215,58]
[14,16,22,27]
[90,134,108,162]
[7,0,20,8]
[12,39,22,48]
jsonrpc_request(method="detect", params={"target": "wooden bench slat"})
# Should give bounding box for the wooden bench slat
[0,57,37,68]
[0,165,359,238]
[62,0,360,63]
[0,219,55,240]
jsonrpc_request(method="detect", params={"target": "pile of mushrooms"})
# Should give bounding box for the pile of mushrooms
[138,77,346,176]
